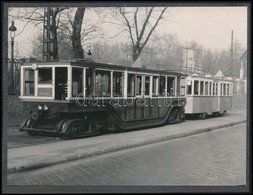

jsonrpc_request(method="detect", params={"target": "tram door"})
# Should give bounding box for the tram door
[55,67,68,100]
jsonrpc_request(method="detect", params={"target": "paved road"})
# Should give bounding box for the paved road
[7,128,62,149]
[8,123,247,186]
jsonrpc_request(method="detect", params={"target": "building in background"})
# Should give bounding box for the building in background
[182,47,202,74]
[233,50,247,95]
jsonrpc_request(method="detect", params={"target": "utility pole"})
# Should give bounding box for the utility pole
[43,7,58,61]
[230,30,234,76]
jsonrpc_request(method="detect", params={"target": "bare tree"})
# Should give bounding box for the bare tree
[110,7,167,63]
[71,8,85,59]
[59,8,105,59]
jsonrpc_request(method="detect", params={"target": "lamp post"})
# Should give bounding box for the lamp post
[87,49,92,61]
[9,21,17,94]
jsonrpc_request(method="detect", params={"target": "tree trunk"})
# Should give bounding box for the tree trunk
[72,8,85,59]
[133,44,143,62]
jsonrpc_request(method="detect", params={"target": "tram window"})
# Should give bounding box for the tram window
[223,83,226,96]
[187,80,192,95]
[72,68,83,97]
[194,80,199,95]
[229,84,232,95]
[86,70,92,97]
[136,75,142,96]
[167,76,176,96]
[95,70,111,96]
[209,82,212,96]
[127,74,135,96]
[180,78,185,96]
[152,76,159,96]
[38,68,52,84]
[205,82,209,95]
[226,83,229,96]
[220,83,223,96]
[55,67,67,100]
[24,69,34,96]
[38,88,52,97]
[159,76,166,96]
[113,72,123,96]
[200,81,204,95]
[216,83,218,95]
[145,76,150,96]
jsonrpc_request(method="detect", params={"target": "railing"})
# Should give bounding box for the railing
[8,59,21,95]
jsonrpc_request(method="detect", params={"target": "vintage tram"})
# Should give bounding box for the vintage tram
[19,60,187,138]
[185,73,233,119]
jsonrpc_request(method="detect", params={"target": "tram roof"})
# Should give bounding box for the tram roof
[22,60,188,76]
[187,73,234,82]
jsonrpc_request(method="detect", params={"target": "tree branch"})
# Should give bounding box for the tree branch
[140,7,167,51]
[134,7,139,40]
[119,8,135,46]
[138,7,154,42]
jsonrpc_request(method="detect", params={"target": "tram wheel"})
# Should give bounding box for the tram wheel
[201,112,207,120]
[168,108,182,124]
[220,111,226,117]
[27,130,40,136]
[63,120,103,139]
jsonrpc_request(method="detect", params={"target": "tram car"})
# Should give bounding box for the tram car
[185,73,233,119]
[19,60,187,139]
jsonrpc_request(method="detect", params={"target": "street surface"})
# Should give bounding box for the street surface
[7,127,62,149]
[8,123,246,186]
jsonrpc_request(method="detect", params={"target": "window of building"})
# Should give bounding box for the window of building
[113,72,123,96]
[145,76,150,96]
[38,68,52,84]
[127,74,135,96]
[159,76,166,96]
[24,69,34,96]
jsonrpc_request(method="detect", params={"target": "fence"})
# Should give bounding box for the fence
[8,59,21,95]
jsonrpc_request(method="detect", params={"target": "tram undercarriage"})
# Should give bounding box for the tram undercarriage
[20,110,108,139]
[20,103,185,139]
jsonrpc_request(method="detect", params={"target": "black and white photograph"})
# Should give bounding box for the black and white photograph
[2,2,250,193]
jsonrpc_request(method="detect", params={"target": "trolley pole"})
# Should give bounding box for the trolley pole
[230,30,234,77]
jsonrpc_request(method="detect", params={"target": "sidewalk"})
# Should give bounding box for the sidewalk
[7,110,247,174]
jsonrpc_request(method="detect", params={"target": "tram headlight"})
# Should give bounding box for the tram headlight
[38,105,42,110]
[43,105,48,111]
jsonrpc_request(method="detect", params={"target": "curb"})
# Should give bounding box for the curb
[8,120,246,174]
